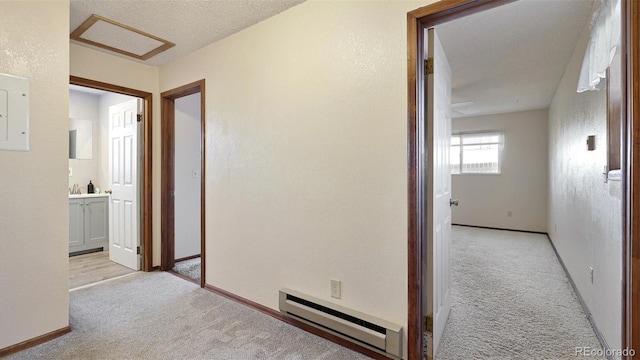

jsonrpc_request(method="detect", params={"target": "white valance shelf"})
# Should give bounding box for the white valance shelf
[577,0,621,93]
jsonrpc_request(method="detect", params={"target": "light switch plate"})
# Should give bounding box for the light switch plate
[0,89,8,142]
[0,73,29,151]
[586,135,596,151]
[331,279,341,299]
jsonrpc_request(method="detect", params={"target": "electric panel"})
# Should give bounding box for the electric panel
[0,73,29,151]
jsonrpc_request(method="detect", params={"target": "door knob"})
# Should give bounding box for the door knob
[450,199,459,207]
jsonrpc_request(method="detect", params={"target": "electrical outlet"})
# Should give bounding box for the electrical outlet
[331,279,341,299]
[590,267,594,284]
[69,167,73,177]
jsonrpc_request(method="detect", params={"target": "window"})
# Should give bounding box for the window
[451,132,504,174]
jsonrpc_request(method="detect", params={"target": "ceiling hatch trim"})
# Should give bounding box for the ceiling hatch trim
[70,14,175,61]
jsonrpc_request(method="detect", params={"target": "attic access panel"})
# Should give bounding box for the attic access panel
[71,14,175,61]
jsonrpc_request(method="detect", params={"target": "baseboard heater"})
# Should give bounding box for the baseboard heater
[279,288,402,359]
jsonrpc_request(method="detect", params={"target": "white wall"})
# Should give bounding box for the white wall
[174,93,202,259]
[68,90,100,192]
[159,1,433,352]
[548,22,622,351]
[452,109,548,232]
[0,0,70,349]
[70,44,162,266]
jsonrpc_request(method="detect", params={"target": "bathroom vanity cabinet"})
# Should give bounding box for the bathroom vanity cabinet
[69,195,109,254]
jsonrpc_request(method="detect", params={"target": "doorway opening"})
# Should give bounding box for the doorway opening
[161,80,206,288]
[407,1,638,359]
[68,76,154,289]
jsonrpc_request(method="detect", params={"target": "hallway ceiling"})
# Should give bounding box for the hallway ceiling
[70,0,306,66]
[70,0,595,119]
[437,0,594,118]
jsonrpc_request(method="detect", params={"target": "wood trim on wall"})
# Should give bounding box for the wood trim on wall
[160,80,206,289]
[69,76,154,272]
[406,10,421,360]
[0,326,71,357]
[175,254,201,263]
[626,0,640,356]
[408,0,513,27]
[200,83,206,289]
[160,95,175,271]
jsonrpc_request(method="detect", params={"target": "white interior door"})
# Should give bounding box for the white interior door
[108,99,140,270]
[423,27,453,359]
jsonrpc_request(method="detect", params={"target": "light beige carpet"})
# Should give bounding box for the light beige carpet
[435,226,605,359]
[7,271,371,360]
[173,257,201,283]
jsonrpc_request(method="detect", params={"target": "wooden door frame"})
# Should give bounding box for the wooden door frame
[69,76,154,272]
[626,0,639,355]
[407,1,639,359]
[160,80,206,288]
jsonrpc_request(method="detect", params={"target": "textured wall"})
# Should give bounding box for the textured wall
[70,44,161,266]
[159,0,433,353]
[452,109,548,232]
[68,90,100,192]
[174,93,202,259]
[0,0,70,349]
[548,22,622,351]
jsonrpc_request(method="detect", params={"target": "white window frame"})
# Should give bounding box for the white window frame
[451,131,504,175]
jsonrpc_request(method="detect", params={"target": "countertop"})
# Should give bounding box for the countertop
[69,193,109,199]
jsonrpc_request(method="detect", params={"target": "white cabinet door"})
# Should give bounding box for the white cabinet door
[86,197,108,246]
[69,198,84,248]
[69,197,109,253]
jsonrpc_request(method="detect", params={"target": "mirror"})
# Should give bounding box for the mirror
[69,118,92,160]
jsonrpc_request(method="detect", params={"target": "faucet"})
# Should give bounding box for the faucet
[70,184,80,195]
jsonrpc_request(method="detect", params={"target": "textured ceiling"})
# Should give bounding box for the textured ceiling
[437,0,594,118]
[81,19,166,56]
[70,0,306,66]
[70,0,595,118]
